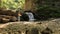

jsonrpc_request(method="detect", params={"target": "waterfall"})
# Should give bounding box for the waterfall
[25,12,35,21]
[18,16,20,21]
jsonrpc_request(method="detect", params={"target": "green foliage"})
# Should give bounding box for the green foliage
[0,0,25,10]
[34,0,60,20]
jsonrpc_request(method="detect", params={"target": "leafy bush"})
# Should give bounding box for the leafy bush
[0,0,25,10]
[34,0,60,20]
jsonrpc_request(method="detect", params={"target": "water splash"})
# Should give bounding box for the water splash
[25,12,35,21]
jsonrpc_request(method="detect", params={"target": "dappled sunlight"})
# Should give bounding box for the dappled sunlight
[1,0,25,10]
[0,0,60,34]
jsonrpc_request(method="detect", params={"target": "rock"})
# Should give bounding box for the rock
[41,27,52,34]
[9,16,17,22]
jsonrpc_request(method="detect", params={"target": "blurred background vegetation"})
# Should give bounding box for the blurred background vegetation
[0,0,60,20]
[33,0,60,20]
[0,0,25,10]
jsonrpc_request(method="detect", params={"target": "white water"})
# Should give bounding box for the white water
[18,16,20,21]
[26,12,35,21]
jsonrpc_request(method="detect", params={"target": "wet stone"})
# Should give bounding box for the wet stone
[41,27,52,34]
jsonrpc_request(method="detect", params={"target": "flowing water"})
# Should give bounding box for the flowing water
[25,12,35,21]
